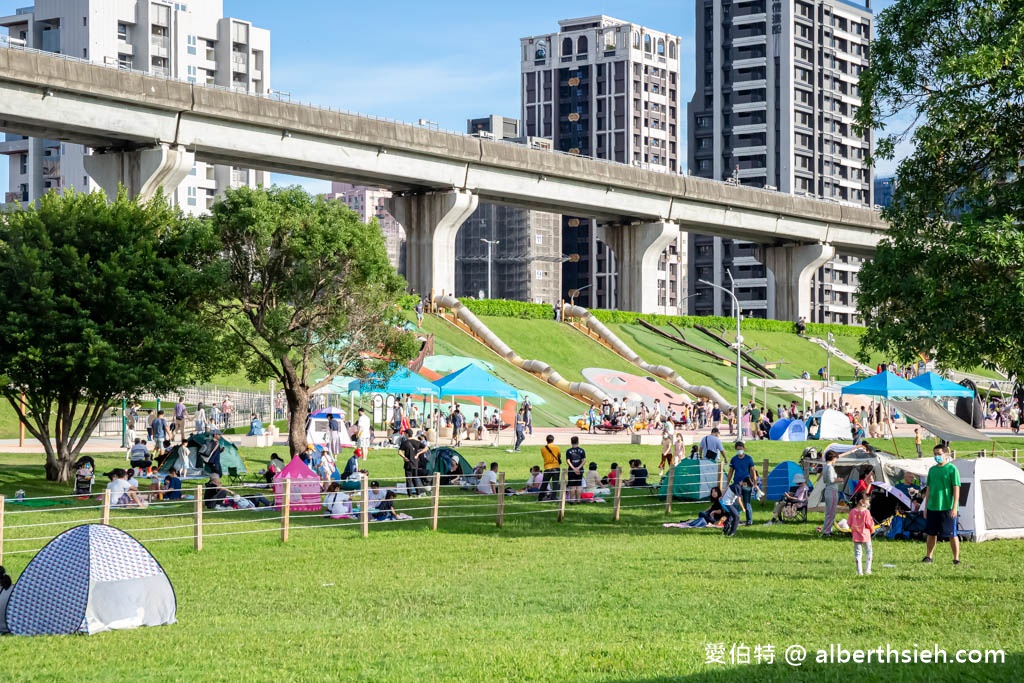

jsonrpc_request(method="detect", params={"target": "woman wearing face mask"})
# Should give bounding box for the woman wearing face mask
[727,441,758,526]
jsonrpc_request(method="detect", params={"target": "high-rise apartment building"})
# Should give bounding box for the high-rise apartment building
[873,175,894,207]
[687,0,873,323]
[0,0,270,213]
[456,116,562,304]
[326,182,406,275]
[520,16,687,313]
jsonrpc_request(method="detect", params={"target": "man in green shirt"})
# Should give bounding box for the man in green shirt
[921,444,961,565]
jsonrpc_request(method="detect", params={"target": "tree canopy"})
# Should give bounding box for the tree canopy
[204,186,416,456]
[854,0,1024,377]
[0,190,223,481]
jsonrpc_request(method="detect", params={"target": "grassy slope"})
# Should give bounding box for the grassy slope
[1,438,1022,681]
[417,315,586,425]
[478,316,690,397]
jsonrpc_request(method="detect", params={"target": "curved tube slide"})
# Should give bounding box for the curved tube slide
[433,296,609,406]
[562,305,734,410]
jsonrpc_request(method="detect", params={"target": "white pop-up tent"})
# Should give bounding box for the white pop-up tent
[4,524,177,636]
[885,457,1024,542]
[807,409,852,441]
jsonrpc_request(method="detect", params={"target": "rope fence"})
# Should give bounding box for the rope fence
[0,464,713,562]
[7,449,1016,561]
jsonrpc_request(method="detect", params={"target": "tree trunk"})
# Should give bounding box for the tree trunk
[44,443,74,483]
[285,381,311,458]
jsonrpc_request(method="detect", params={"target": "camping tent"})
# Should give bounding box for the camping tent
[658,459,719,501]
[769,419,807,441]
[158,433,248,477]
[806,409,851,441]
[766,461,805,501]
[273,456,322,512]
[884,457,1024,542]
[424,447,476,484]
[806,450,901,511]
[888,399,988,443]
[955,379,986,429]
[4,524,176,636]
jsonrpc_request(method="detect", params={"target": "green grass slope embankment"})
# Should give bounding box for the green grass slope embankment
[416,314,587,426]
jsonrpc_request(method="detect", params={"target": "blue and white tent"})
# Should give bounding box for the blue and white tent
[4,524,176,636]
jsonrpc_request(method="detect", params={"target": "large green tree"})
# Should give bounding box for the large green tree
[854,0,1024,376]
[204,186,416,456]
[0,190,223,481]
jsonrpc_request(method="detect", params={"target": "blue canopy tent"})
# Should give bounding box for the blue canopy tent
[908,372,976,398]
[433,364,520,446]
[349,367,441,435]
[841,371,931,456]
[840,371,932,399]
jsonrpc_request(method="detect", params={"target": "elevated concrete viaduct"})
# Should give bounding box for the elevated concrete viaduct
[0,46,888,318]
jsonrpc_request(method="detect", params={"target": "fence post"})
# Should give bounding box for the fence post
[979,449,986,458]
[665,464,675,516]
[281,479,291,543]
[951,449,957,459]
[613,467,623,521]
[558,468,568,522]
[717,460,725,492]
[430,472,441,531]
[102,488,111,525]
[761,458,770,508]
[1014,448,1019,465]
[496,472,506,527]
[0,494,5,565]
[360,474,369,538]
[194,485,204,552]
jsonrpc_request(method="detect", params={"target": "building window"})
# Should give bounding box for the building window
[562,37,573,56]
[117,23,128,41]
[669,41,676,59]
[657,38,665,56]
[633,31,640,49]
[643,34,652,53]
[577,35,588,54]
[187,186,197,206]
[117,53,132,69]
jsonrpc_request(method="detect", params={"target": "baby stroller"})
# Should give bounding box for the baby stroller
[74,456,96,496]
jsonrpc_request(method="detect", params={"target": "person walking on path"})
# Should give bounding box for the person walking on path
[537,434,561,502]
[355,407,372,459]
[820,451,840,537]
[922,445,962,565]
[510,408,526,452]
[173,397,188,438]
[848,492,874,575]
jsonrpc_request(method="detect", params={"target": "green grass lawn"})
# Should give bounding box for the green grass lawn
[0,437,1021,681]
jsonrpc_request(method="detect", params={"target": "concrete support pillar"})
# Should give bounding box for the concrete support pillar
[604,220,680,314]
[760,243,835,322]
[83,143,194,202]
[391,190,478,296]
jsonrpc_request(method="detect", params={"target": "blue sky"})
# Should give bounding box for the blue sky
[0,0,899,195]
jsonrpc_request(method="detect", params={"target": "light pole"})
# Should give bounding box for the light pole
[480,238,499,300]
[698,274,743,414]
[826,331,835,385]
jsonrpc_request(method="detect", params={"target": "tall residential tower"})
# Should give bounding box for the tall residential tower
[1,0,270,213]
[687,0,873,323]
[521,16,687,313]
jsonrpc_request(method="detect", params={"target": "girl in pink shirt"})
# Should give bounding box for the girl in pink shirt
[848,492,874,575]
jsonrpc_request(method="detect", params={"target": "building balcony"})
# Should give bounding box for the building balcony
[0,137,29,155]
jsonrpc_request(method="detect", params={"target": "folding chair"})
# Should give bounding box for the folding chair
[227,466,244,485]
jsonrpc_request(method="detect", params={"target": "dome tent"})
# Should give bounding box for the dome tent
[5,524,176,636]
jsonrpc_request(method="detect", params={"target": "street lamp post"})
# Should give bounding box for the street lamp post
[480,238,499,300]
[698,275,743,414]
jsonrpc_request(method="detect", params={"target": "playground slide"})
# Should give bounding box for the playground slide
[432,295,609,406]
[562,305,734,409]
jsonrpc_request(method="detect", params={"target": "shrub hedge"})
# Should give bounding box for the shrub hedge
[460,299,556,319]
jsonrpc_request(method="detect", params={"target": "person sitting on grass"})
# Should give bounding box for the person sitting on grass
[323,482,354,519]
[373,490,398,521]
[584,462,605,495]
[163,468,183,501]
[367,480,386,511]
[522,466,544,493]
[625,459,649,488]
[477,462,500,495]
[204,473,239,510]
[697,486,727,527]
[105,469,148,508]
[603,463,620,488]
[128,438,152,471]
